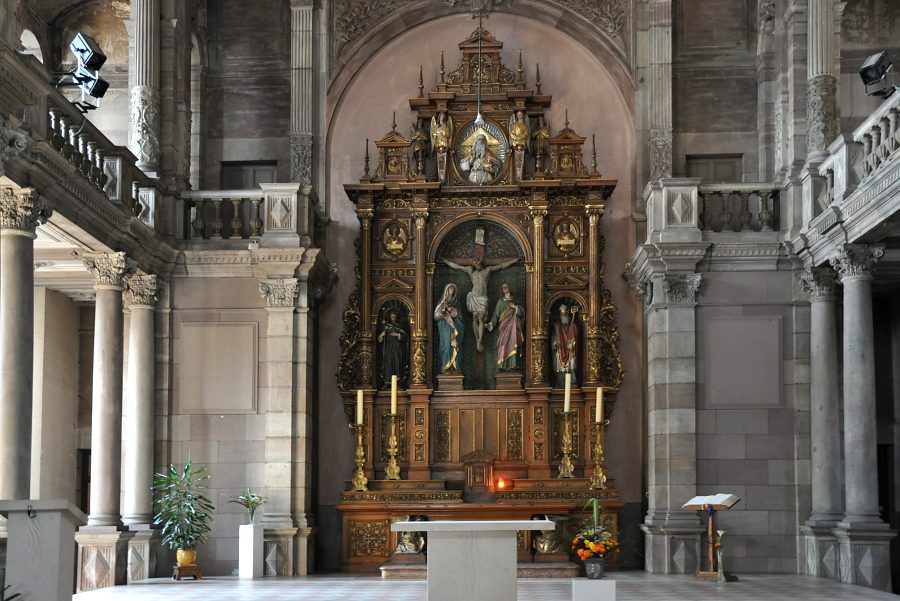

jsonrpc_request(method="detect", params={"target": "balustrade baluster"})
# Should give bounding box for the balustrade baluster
[871,127,882,170]
[759,191,774,231]
[59,116,73,160]
[48,109,64,152]
[250,198,263,237]
[95,148,108,191]
[68,123,82,167]
[132,182,142,218]
[738,191,752,231]
[698,192,708,230]
[230,198,244,239]
[85,141,98,185]
[893,109,900,150]
[78,134,91,177]
[192,199,206,238]
[210,199,224,239]
[720,192,734,232]
[878,118,890,160]
[863,133,873,175]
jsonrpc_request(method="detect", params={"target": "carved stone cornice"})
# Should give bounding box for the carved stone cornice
[829,244,884,282]
[259,278,299,308]
[83,252,131,290]
[662,273,701,305]
[0,186,52,234]
[124,274,159,307]
[800,266,838,301]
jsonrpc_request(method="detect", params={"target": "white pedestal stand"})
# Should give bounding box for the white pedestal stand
[239,523,264,578]
[392,519,552,601]
[572,578,616,600]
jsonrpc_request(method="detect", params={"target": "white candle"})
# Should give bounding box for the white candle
[391,375,398,414]
[356,389,364,425]
[564,373,571,412]
[595,386,603,423]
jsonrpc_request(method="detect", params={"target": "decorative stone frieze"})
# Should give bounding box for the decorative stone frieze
[0,187,52,234]
[649,133,672,181]
[662,273,701,304]
[83,252,131,289]
[800,266,838,300]
[129,86,160,168]
[829,244,883,281]
[259,278,300,308]
[124,274,159,307]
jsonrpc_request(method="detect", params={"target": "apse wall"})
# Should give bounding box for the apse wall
[321,13,641,570]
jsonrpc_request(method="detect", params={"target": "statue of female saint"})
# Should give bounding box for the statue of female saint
[378,308,406,388]
[460,133,500,184]
[486,282,525,371]
[434,283,464,374]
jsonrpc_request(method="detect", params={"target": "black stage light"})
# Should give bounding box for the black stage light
[74,63,109,98]
[860,51,895,96]
[69,32,107,71]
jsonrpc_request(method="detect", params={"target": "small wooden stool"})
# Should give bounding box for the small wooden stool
[172,564,203,581]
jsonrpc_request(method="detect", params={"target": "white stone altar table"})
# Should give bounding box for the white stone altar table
[391,519,553,601]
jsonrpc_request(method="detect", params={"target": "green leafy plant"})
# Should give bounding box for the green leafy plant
[152,458,215,551]
[571,497,618,560]
[229,488,268,523]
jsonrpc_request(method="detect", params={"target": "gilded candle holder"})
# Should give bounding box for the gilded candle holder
[349,422,368,492]
[589,419,609,490]
[385,413,401,480]
[558,410,575,479]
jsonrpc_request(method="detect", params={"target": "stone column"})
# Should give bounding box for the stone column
[76,252,134,592]
[122,274,160,582]
[799,266,842,579]
[290,0,314,185]
[129,0,161,172]
[0,187,51,507]
[806,0,838,160]
[640,272,705,574]
[259,278,300,576]
[829,244,894,591]
[647,0,672,181]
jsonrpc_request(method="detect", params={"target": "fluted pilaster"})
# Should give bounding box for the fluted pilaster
[290,0,314,185]
[648,0,672,180]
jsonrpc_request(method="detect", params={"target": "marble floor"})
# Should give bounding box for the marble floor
[71,573,900,600]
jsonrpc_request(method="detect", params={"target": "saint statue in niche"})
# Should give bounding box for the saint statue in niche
[532,115,551,172]
[508,110,530,151]
[486,282,525,371]
[382,222,408,257]
[551,303,579,387]
[434,283,464,374]
[443,255,519,353]
[378,308,407,388]
[553,220,578,253]
[460,133,500,184]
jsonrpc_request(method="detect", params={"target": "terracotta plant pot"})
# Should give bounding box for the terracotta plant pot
[584,556,605,579]
[176,548,197,566]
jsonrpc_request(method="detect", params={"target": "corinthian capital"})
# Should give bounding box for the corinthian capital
[800,266,837,301]
[124,274,159,307]
[83,252,131,289]
[0,187,52,234]
[662,273,701,305]
[259,278,299,308]
[829,244,884,282]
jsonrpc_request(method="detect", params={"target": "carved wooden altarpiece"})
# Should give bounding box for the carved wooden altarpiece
[336,27,625,573]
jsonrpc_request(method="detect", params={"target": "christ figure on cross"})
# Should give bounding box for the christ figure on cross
[443,254,519,353]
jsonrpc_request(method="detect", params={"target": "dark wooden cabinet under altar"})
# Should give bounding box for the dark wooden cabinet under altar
[335,25,626,574]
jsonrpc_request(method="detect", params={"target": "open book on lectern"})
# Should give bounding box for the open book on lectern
[682,493,740,511]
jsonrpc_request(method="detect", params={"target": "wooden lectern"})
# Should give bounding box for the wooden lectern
[682,493,740,580]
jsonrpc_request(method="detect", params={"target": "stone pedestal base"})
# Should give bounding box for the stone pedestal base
[263,527,298,576]
[640,523,703,574]
[495,372,523,389]
[127,526,161,582]
[572,579,615,600]
[239,524,264,578]
[834,525,895,591]
[436,374,464,391]
[75,527,135,592]
[800,525,838,579]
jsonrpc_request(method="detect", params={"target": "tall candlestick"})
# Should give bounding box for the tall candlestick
[564,373,571,412]
[391,375,398,414]
[595,386,603,422]
[356,389,364,425]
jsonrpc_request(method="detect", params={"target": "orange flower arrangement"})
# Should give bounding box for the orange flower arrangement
[571,497,618,560]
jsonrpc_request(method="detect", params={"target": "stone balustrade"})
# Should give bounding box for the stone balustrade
[46,93,158,226]
[182,184,318,246]
[853,91,900,180]
[698,183,780,233]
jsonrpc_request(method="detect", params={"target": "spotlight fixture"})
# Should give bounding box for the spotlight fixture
[53,32,109,112]
[859,51,897,97]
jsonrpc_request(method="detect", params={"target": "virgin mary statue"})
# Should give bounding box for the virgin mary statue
[434,282,464,374]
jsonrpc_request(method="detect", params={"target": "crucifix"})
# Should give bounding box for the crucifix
[442,228,519,353]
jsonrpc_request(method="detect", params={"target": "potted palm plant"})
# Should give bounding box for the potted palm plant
[571,497,618,579]
[152,458,215,567]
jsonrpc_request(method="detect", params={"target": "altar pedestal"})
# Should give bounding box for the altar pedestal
[572,579,616,600]
[393,519,552,601]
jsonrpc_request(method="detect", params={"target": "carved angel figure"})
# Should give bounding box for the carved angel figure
[430,111,453,154]
[508,110,530,151]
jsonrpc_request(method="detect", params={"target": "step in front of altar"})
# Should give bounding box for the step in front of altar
[380,561,581,579]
